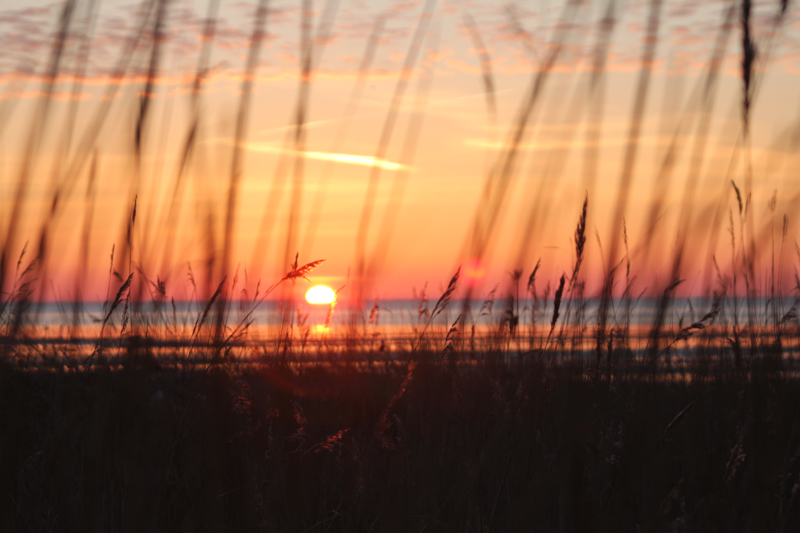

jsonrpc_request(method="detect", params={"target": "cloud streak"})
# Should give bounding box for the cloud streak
[245,140,406,170]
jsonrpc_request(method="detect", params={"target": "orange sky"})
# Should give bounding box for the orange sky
[2,0,800,302]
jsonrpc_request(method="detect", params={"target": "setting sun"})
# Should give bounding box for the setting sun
[305,285,336,305]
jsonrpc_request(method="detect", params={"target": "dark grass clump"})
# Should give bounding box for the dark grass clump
[2,357,800,531]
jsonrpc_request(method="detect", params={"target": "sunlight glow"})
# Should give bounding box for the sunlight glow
[463,258,486,287]
[306,285,336,305]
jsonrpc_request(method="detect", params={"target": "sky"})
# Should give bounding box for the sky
[2,0,800,302]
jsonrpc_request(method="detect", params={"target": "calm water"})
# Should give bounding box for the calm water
[3,294,797,368]
[18,295,794,337]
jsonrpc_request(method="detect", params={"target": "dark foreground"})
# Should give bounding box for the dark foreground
[1,356,799,532]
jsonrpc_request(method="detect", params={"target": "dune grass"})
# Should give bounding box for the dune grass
[2,0,800,530]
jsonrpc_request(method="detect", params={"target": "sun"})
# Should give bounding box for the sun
[305,285,336,305]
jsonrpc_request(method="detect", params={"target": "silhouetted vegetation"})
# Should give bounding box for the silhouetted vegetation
[2,0,800,530]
